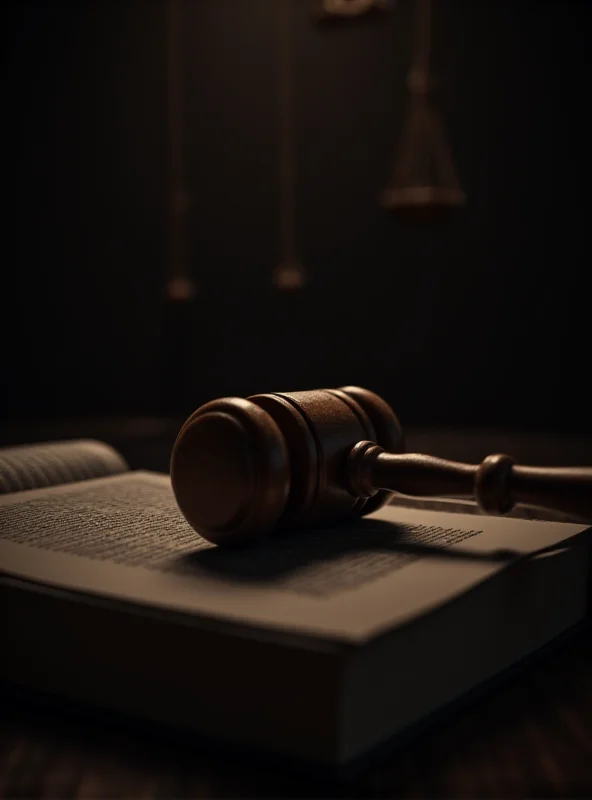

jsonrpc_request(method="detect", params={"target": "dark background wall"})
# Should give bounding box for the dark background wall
[2,0,590,431]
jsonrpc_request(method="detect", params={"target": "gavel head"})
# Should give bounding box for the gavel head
[170,387,404,545]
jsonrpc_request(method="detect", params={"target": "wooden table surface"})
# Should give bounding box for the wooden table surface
[3,624,592,798]
[2,424,592,798]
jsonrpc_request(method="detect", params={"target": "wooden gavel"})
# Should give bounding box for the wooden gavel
[170,386,592,545]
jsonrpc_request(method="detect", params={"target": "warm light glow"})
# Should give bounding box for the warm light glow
[167,277,196,301]
[382,0,465,218]
[321,0,390,17]
[273,260,306,291]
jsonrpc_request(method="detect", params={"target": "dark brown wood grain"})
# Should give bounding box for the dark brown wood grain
[171,386,592,546]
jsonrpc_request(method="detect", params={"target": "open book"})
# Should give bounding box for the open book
[1,439,590,768]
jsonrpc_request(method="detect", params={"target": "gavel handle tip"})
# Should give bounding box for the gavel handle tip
[475,454,516,515]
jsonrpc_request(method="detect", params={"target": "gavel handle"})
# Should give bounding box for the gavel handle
[348,442,592,521]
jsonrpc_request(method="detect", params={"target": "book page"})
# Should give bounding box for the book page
[0,472,589,642]
[0,440,129,494]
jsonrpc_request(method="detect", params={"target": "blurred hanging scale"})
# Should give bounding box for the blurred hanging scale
[273,0,307,292]
[165,0,197,300]
[382,0,465,221]
[166,188,196,301]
